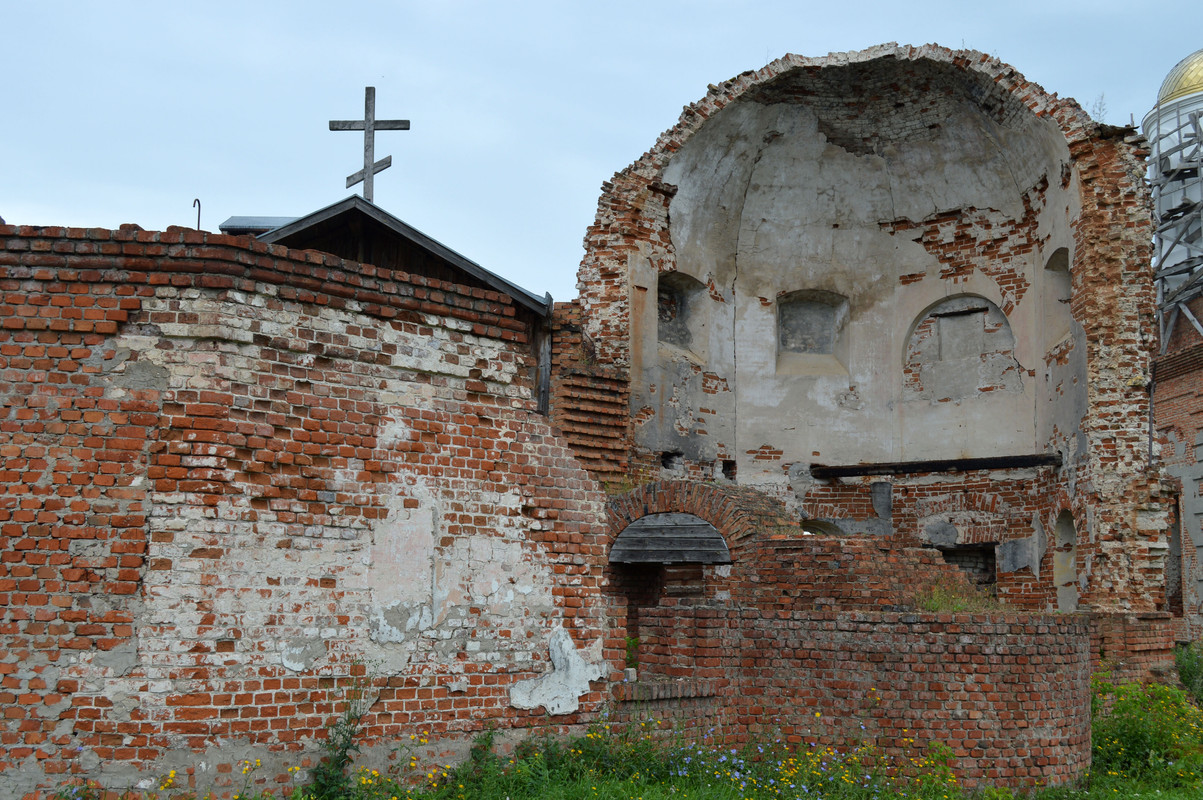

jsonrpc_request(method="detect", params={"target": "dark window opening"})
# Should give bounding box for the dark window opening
[938,544,997,589]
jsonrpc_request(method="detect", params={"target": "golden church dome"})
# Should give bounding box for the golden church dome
[1158,48,1203,105]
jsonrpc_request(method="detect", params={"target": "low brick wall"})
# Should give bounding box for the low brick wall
[1090,612,1178,683]
[631,605,1092,788]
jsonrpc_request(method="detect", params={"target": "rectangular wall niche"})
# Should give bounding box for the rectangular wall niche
[778,290,846,354]
[657,272,707,353]
[776,290,849,376]
[937,308,987,360]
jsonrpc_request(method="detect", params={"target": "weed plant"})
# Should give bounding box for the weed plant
[1088,673,1203,789]
[624,636,639,669]
[912,574,1001,613]
[1175,641,1203,704]
[308,671,374,800]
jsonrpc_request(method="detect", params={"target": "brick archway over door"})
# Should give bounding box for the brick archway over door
[606,480,800,557]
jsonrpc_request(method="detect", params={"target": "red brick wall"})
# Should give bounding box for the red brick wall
[1089,612,1178,684]
[742,537,979,611]
[606,480,1167,788]
[0,224,612,798]
[1153,327,1203,639]
[625,604,1091,788]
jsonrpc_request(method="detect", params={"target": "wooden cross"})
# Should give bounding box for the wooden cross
[329,87,410,203]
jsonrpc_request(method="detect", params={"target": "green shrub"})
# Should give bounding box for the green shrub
[1091,674,1203,785]
[1176,641,1203,704]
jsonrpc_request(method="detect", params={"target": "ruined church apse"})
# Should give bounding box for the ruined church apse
[624,57,1082,486]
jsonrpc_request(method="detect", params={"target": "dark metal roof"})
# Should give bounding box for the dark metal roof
[610,512,732,565]
[256,195,551,317]
[218,216,298,236]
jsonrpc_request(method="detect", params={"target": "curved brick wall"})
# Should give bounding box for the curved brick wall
[0,224,612,798]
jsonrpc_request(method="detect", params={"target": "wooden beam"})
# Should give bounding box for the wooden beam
[809,453,1062,480]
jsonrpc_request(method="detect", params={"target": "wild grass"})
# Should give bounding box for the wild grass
[912,574,1002,613]
[1175,640,1203,704]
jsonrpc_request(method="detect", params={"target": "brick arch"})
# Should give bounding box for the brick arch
[606,480,799,557]
[915,489,1024,546]
[915,488,1018,518]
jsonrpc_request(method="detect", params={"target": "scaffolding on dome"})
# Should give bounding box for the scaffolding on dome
[1146,68,1203,352]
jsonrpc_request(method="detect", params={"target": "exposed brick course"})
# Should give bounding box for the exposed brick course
[623,605,1092,789]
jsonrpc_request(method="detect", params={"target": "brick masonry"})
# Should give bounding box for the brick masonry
[571,43,1173,623]
[604,480,1096,787]
[0,42,1189,798]
[1153,301,1203,641]
[0,224,612,797]
[626,605,1092,789]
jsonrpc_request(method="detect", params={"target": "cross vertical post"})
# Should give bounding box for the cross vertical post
[329,86,410,203]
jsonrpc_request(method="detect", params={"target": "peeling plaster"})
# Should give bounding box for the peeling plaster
[509,627,606,715]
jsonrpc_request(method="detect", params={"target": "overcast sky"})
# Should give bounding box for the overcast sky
[4,1,1199,302]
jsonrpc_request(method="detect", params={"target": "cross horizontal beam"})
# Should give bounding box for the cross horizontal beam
[329,87,409,203]
[329,120,410,132]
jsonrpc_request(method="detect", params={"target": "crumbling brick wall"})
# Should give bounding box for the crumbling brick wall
[605,481,1093,788]
[573,43,1173,625]
[1068,126,1170,615]
[0,41,1184,799]
[796,467,1075,609]
[547,301,630,484]
[0,224,613,798]
[1152,300,1203,639]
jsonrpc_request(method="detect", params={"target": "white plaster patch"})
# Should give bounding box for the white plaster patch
[377,416,417,448]
[368,474,438,644]
[281,636,326,672]
[509,627,606,715]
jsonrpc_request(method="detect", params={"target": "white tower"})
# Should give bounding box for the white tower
[1144,48,1203,350]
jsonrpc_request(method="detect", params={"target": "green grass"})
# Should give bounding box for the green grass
[912,574,1002,613]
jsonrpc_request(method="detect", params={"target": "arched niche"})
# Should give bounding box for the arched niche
[608,511,733,646]
[800,519,844,536]
[1053,510,1078,611]
[657,271,708,358]
[903,295,1022,403]
[1043,247,1072,346]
